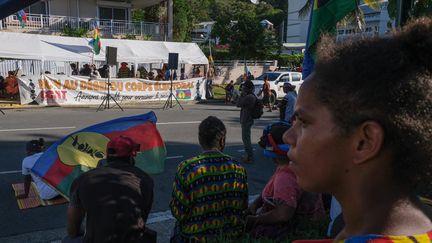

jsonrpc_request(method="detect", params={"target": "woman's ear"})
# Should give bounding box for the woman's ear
[352,121,385,165]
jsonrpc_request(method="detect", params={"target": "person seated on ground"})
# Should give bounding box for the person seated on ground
[0,75,5,97]
[155,69,164,81]
[277,82,297,123]
[282,18,432,242]
[170,116,248,243]
[98,65,109,79]
[148,71,155,80]
[70,63,79,76]
[179,68,188,80]
[66,136,154,243]
[79,64,91,76]
[117,62,131,78]
[163,64,171,80]
[246,123,325,241]
[16,138,59,200]
[5,71,19,100]
[89,64,101,79]
[225,80,235,104]
[137,66,148,79]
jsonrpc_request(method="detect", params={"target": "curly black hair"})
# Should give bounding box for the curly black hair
[198,116,226,149]
[312,17,432,194]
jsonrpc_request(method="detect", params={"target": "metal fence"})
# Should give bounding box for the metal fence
[0,14,164,39]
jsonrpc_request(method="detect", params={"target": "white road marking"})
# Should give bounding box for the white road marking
[166,155,184,160]
[0,126,76,132]
[0,170,21,175]
[236,148,256,152]
[157,121,201,125]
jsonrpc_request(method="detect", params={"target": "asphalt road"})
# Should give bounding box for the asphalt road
[0,102,280,238]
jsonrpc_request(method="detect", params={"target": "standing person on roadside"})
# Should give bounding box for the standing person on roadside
[277,82,297,123]
[282,18,432,242]
[206,67,214,99]
[262,76,272,112]
[170,116,248,242]
[66,136,154,243]
[237,80,256,163]
[225,80,235,104]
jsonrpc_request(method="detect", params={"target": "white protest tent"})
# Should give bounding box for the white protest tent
[0,32,208,65]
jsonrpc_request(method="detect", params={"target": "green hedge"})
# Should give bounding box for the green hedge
[276,54,304,67]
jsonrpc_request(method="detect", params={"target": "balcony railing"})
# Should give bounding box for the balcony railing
[0,14,166,39]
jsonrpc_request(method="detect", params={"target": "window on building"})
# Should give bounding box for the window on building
[99,7,128,21]
[25,1,49,15]
[338,30,345,35]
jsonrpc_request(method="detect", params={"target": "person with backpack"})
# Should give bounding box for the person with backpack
[237,80,257,163]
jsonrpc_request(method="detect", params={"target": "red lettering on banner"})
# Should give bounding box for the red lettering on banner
[41,90,67,103]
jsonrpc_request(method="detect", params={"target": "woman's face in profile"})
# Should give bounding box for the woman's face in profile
[283,77,353,193]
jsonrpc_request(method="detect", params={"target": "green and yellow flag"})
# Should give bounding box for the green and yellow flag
[88,28,101,55]
[303,0,357,78]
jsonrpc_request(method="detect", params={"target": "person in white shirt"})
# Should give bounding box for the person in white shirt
[16,138,59,200]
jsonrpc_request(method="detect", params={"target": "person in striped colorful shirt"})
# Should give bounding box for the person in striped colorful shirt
[170,116,248,242]
[283,18,432,243]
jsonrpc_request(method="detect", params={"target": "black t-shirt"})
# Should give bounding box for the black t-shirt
[70,162,154,243]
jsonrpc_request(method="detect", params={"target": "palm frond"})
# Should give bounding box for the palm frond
[298,0,313,20]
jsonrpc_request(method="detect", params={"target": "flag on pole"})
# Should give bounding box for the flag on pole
[31,112,166,199]
[16,10,27,28]
[302,0,357,78]
[88,28,101,55]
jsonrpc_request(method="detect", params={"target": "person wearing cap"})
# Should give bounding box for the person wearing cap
[237,80,256,163]
[117,62,131,78]
[66,136,154,243]
[245,123,325,241]
[278,82,297,123]
[170,116,248,242]
[17,138,59,200]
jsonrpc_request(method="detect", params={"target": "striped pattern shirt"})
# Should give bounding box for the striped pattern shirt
[170,151,248,242]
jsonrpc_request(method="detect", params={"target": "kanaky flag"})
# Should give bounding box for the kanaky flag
[88,28,101,55]
[16,10,27,28]
[31,111,166,199]
[302,0,357,78]
[176,89,191,99]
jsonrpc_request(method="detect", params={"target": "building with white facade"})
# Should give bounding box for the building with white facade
[0,0,172,40]
[285,0,394,51]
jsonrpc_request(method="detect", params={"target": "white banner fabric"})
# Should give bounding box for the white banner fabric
[18,75,207,106]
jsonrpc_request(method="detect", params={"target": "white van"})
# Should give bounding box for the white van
[252,71,303,104]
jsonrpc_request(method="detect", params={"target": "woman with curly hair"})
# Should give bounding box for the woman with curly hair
[283,18,432,242]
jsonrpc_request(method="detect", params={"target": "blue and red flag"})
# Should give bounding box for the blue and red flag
[31,111,166,199]
[176,89,191,99]
[16,10,27,28]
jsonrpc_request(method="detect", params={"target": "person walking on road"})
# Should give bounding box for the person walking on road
[237,80,256,163]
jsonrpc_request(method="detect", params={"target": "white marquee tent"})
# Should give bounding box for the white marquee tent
[0,32,208,65]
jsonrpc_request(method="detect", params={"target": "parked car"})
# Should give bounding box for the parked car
[252,71,303,104]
